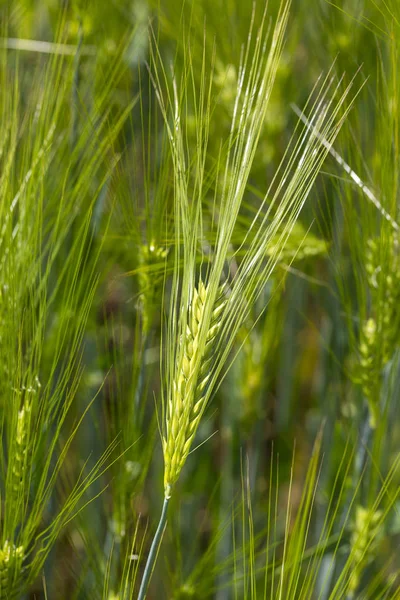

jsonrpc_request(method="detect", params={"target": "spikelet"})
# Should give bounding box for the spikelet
[163,280,226,497]
[0,540,24,600]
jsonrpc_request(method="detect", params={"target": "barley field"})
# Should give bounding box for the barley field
[1,0,400,598]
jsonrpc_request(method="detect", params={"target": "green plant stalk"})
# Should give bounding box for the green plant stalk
[138,497,170,600]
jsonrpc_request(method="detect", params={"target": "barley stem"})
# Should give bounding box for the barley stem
[137,497,170,600]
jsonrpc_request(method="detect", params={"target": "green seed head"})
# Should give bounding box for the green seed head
[163,280,226,496]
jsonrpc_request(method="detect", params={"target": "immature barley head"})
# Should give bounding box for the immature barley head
[356,234,400,426]
[138,243,168,335]
[11,401,32,496]
[163,280,226,497]
[0,540,24,600]
[348,505,383,597]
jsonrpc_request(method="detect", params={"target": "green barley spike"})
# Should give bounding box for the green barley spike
[358,235,400,426]
[11,401,31,502]
[163,280,226,497]
[347,506,383,598]
[0,541,24,600]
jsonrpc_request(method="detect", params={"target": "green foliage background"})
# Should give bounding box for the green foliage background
[0,0,400,598]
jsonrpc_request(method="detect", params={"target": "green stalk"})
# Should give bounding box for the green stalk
[138,497,170,600]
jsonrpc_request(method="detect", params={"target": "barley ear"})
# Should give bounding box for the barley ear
[348,506,383,597]
[11,401,32,499]
[163,281,226,497]
[0,541,24,600]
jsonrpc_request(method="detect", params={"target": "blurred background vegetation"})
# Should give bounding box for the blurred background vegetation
[1,0,400,598]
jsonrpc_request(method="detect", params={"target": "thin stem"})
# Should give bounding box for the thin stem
[137,497,170,600]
